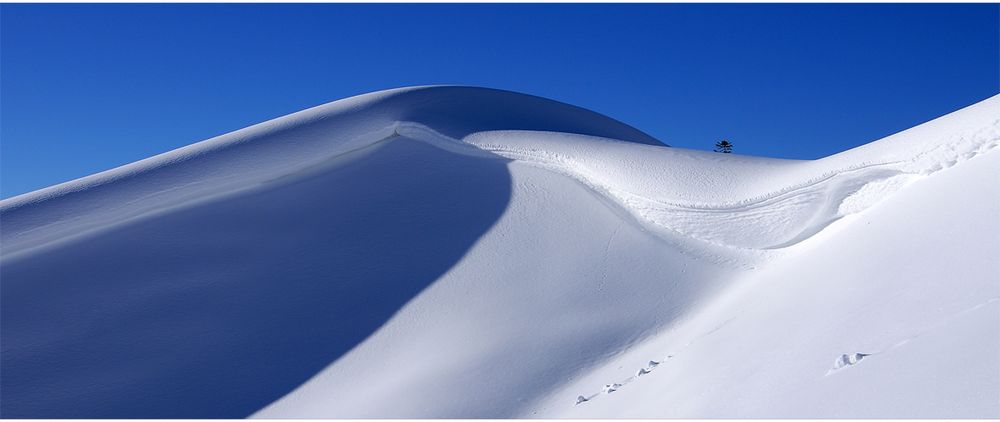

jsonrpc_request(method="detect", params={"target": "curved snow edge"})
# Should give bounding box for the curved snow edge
[0,86,662,258]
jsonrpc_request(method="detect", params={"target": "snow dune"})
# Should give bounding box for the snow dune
[539,144,999,418]
[461,95,998,250]
[0,86,659,260]
[1,86,997,418]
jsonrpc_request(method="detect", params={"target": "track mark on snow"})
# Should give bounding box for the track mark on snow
[573,358,668,405]
[827,352,871,374]
[596,222,622,292]
[825,297,999,376]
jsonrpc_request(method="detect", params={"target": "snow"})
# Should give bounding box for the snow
[1,86,997,418]
[461,93,999,251]
[830,353,868,372]
[542,147,1000,418]
[0,86,659,260]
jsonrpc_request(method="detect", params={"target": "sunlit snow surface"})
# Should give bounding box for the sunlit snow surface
[2,86,998,418]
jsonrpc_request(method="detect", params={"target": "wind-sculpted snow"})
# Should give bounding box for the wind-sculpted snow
[2,87,998,418]
[4,88,996,257]
[1,139,515,418]
[0,86,660,259]
[0,86,667,418]
[461,96,999,249]
[258,94,999,418]
[544,149,1000,418]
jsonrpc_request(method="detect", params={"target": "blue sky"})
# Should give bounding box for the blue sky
[2,3,997,198]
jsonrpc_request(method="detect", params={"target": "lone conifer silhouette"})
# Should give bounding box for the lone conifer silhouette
[714,140,733,153]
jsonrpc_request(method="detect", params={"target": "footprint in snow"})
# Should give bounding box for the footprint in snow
[830,352,870,372]
[635,358,663,378]
[575,359,666,405]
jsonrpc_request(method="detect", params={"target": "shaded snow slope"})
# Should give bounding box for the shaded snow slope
[0,86,660,259]
[2,86,998,418]
[258,95,999,418]
[2,139,514,418]
[253,154,739,418]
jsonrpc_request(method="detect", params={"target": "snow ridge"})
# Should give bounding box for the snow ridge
[5,89,996,258]
[0,86,660,259]
[462,98,1000,250]
[3,87,998,419]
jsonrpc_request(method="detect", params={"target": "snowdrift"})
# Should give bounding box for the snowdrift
[1,86,997,418]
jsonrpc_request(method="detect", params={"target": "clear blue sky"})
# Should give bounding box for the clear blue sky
[2,3,998,198]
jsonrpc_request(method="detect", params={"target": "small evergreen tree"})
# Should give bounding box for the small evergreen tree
[714,140,733,153]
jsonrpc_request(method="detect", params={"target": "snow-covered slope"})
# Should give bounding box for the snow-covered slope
[1,86,997,418]
[538,147,1000,418]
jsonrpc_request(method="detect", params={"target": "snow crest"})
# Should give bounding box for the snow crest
[3,87,998,419]
[462,97,1000,249]
[5,88,997,257]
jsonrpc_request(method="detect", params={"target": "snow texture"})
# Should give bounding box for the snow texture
[1,86,998,418]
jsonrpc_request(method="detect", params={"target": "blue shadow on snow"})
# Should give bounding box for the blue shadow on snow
[1,139,512,418]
